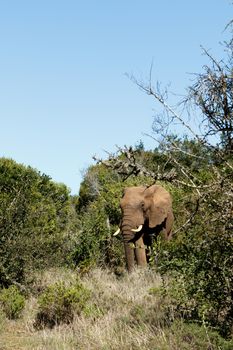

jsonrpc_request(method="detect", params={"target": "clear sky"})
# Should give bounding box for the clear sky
[0,1,232,194]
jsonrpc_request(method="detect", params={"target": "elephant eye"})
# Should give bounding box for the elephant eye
[141,201,145,209]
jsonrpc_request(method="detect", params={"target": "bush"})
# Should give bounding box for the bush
[0,286,25,319]
[162,320,233,350]
[0,158,77,287]
[154,210,233,338]
[34,280,91,328]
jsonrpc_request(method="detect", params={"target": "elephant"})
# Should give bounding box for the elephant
[113,184,174,272]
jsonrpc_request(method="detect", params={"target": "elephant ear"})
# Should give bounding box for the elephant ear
[144,185,170,228]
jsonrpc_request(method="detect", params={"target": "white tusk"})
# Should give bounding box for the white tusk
[113,228,121,236]
[131,224,143,233]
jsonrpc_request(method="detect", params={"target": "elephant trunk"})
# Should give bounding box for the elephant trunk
[122,229,136,272]
[121,211,147,272]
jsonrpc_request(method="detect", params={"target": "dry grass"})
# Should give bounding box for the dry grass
[0,268,230,350]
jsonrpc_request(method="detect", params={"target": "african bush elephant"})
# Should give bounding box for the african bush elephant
[114,184,174,272]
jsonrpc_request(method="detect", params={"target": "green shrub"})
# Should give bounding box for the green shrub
[0,158,79,288]
[0,308,5,333]
[156,219,233,338]
[34,281,91,328]
[162,320,233,350]
[0,285,25,319]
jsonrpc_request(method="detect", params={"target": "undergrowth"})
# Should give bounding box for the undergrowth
[0,268,232,350]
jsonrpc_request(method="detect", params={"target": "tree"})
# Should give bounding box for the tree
[0,158,76,287]
[187,46,233,153]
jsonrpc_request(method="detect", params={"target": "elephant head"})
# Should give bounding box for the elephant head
[114,184,174,272]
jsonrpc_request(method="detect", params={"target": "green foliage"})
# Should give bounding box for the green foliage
[34,280,91,328]
[155,197,233,337]
[0,286,25,319]
[0,158,77,287]
[0,308,5,333]
[162,321,233,350]
[74,174,124,269]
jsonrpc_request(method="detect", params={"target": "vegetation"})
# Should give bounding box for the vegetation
[0,286,25,319]
[77,137,233,338]
[1,268,233,350]
[35,280,91,328]
[0,158,78,287]
[0,15,232,350]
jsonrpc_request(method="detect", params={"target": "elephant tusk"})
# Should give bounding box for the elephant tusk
[131,224,143,232]
[113,228,121,236]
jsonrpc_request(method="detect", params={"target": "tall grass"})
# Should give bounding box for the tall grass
[0,268,232,350]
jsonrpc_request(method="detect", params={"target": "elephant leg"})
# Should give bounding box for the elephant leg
[134,237,147,268]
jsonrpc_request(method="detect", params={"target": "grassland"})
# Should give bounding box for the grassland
[0,268,232,350]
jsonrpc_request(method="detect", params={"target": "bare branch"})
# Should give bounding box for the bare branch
[93,146,177,182]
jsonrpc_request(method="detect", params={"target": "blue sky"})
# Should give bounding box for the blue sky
[0,1,231,194]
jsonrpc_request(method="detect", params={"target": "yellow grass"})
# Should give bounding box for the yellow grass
[0,268,229,349]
